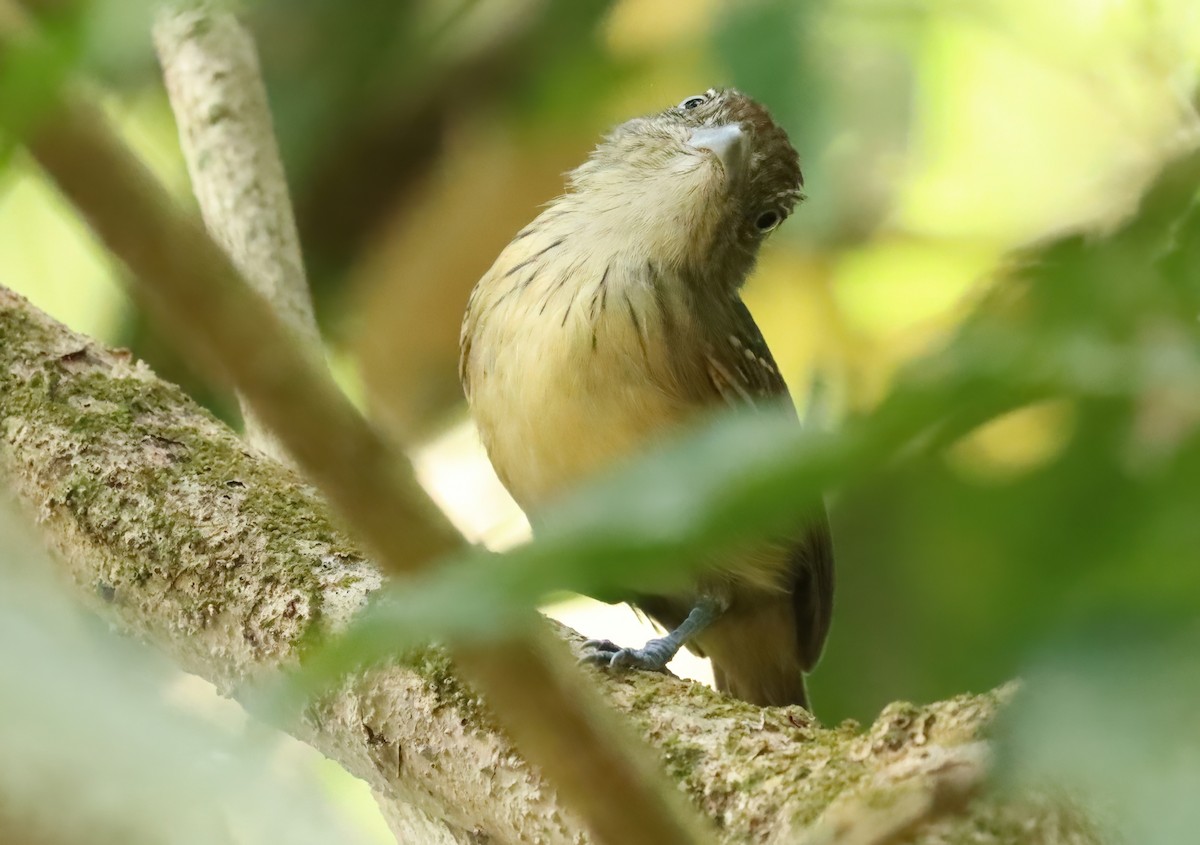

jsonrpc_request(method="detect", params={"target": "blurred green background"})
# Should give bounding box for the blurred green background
[4,0,1200,840]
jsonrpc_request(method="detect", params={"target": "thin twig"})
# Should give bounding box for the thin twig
[153,2,320,462]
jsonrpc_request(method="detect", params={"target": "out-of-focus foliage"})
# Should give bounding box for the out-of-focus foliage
[0,502,378,845]
[248,0,620,282]
[997,628,1200,844]
[2,0,1200,842]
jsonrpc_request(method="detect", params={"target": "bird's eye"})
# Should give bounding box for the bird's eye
[755,211,781,232]
[679,95,707,110]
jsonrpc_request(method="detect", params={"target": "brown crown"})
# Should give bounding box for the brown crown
[673,88,804,215]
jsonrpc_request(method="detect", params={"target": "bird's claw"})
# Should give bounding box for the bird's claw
[579,638,624,667]
[580,637,675,673]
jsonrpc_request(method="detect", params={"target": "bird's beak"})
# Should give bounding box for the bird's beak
[688,124,748,182]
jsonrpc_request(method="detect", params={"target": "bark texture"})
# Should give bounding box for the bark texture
[154,2,321,462]
[0,286,1098,844]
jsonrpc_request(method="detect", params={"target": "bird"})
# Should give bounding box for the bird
[459,88,833,709]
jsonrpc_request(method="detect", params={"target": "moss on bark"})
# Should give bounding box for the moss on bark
[0,286,1098,844]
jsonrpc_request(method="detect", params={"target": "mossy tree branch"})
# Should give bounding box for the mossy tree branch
[0,286,1097,844]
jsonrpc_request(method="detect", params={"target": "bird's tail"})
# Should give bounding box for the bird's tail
[702,599,812,710]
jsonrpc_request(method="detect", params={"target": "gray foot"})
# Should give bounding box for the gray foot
[581,637,677,673]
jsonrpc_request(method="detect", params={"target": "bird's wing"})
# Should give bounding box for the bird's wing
[697,295,834,671]
[702,296,797,408]
[458,284,480,400]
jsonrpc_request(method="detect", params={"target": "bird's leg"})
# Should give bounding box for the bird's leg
[582,596,725,673]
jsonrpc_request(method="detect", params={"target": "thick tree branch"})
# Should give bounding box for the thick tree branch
[0,287,1099,844]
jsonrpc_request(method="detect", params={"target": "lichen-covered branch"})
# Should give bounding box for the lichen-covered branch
[153,1,320,462]
[0,287,1099,844]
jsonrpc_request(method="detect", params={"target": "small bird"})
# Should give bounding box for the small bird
[459,89,833,708]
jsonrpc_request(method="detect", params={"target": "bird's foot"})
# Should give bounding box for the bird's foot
[580,637,677,673]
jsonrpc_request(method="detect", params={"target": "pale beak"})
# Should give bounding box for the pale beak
[688,124,747,180]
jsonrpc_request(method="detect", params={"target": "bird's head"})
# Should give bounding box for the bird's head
[565,88,804,284]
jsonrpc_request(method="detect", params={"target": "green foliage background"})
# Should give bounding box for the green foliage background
[2,0,1199,842]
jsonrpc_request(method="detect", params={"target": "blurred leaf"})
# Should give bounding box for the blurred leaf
[996,628,1200,845]
[251,0,629,282]
[817,149,1200,719]
[0,503,373,845]
[502,0,634,127]
[713,0,915,244]
[0,0,86,150]
[285,352,1031,695]
[77,0,159,84]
